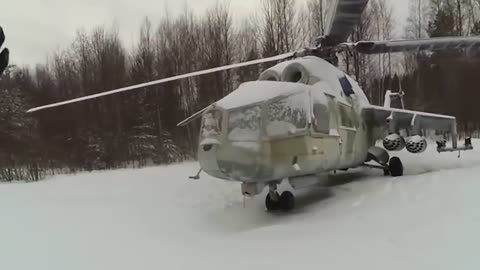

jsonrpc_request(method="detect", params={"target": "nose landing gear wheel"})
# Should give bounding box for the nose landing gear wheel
[265,192,280,211]
[265,191,295,212]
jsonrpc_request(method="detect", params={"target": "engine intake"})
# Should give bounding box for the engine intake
[406,135,427,154]
[281,63,310,84]
[383,133,405,151]
[258,70,280,81]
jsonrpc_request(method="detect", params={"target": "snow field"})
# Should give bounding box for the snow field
[1,141,480,270]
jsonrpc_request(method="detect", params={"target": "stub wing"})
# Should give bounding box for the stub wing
[362,105,456,131]
[362,105,472,152]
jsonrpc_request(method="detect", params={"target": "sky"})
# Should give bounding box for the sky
[1,0,410,67]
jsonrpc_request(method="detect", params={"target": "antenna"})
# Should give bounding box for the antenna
[398,77,405,109]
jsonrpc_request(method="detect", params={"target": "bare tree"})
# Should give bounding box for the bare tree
[406,0,430,39]
[233,19,261,85]
[307,0,328,37]
[259,0,302,56]
[369,0,395,104]
[297,0,330,46]
[341,2,375,91]
[4,0,479,178]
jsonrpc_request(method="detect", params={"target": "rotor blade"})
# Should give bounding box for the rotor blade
[0,27,5,48]
[326,0,369,44]
[27,52,294,113]
[351,36,480,54]
[0,48,9,76]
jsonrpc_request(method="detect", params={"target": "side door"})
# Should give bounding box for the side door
[337,102,359,166]
[310,90,342,171]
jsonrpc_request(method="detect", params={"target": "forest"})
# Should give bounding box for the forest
[0,0,479,181]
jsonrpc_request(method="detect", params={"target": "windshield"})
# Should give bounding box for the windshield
[227,106,261,141]
[266,93,308,137]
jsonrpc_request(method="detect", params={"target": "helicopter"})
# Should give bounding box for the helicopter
[0,26,10,76]
[28,0,478,212]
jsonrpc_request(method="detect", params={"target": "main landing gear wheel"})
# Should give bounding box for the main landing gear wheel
[388,156,403,177]
[265,191,295,212]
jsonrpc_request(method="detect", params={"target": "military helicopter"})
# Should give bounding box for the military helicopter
[0,26,10,76]
[28,0,478,212]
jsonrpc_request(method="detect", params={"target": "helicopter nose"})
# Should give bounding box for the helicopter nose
[198,142,227,180]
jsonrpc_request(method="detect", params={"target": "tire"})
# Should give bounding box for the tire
[279,191,295,211]
[265,192,280,211]
[389,157,403,177]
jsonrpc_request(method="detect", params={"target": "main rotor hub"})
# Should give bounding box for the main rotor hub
[299,35,341,66]
[314,35,342,48]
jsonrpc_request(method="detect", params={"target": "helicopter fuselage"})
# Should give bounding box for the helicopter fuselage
[197,56,377,188]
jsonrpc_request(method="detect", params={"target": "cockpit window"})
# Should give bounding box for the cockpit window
[311,90,330,134]
[313,103,329,134]
[266,93,308,137]
[201,110,222,139]
[228,106,261,141]
[339,104,355,128]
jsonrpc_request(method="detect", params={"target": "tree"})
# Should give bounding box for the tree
[0,66,43,181]
[369,0,395,104]
[2,0,479,180]
[258,0,301,57]
[473,20,480,34]
[234,19,262,85]
[405,0,430,39]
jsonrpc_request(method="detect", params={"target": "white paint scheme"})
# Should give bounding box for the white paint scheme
[195,55,464,197]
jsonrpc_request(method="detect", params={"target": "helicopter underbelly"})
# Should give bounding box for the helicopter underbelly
[198,142,266,182]
[198,132,371,183]
[266,135,339,179]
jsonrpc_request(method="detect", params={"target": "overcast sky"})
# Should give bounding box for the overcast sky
[1,0,410,67]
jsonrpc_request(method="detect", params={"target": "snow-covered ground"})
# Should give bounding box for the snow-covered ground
[1,142,480,270]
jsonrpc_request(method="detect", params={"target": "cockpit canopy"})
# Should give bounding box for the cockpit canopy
[200,81,329,146]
